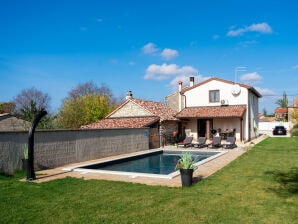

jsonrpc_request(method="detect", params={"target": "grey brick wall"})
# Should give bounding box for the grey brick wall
[0,128,149,174]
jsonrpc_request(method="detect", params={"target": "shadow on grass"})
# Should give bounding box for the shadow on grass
[265,167,298,197]
[193,175,204,184]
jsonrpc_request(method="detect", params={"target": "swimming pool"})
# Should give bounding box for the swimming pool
[64,149,226,179]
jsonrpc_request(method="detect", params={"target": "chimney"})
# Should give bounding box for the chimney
[294,97,298,107]
[189,76,194,87]
[126,90,133,100]
[178,81,183,111]
[178,81,183,92]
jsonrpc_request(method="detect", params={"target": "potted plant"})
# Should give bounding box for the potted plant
[22,145,29,171]
[175,152,196,187]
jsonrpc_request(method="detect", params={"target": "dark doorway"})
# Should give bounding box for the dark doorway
[197,119,207,137]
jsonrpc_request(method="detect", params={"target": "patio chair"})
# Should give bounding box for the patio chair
[192,137,207,148]
[207,136,222,149]
[222,136,237,149]
[177,136,193,148]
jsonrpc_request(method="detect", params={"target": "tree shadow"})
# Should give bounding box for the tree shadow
[193,175,204,184]
[265,167,298,197]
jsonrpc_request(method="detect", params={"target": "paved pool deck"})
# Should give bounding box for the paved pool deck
[33,135,268,187]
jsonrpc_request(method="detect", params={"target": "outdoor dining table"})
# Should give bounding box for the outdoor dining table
[219,130,233,140]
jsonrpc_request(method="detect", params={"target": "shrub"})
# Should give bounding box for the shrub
[292,123,298,129]
[291,128,298,137]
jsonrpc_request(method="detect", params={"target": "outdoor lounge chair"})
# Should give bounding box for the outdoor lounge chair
[192,137,207,148]
[207,136,222,149]
[177,136,193,148]
[222,136,237,149]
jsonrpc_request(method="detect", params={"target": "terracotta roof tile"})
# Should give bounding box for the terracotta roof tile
[81,116,160,129]
[107,98,178,121]
[82,98,178,129]
[175,105,247,118]
[274,108,288,113]
[181,77,262,98]
[130,98,178,121]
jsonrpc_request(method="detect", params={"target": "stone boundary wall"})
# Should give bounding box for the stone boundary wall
[0,128,149,175]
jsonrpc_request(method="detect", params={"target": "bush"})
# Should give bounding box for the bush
[291,128,298,137]
[292,123,298,129]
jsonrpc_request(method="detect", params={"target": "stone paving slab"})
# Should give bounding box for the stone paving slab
[32,135,268,187]
[33,148,245,187]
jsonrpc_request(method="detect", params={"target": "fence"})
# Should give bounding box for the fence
[0,128,149,175]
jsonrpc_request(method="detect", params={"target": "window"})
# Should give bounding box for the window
[209,90,220,103]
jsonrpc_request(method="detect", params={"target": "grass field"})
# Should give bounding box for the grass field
[0,137,297,223]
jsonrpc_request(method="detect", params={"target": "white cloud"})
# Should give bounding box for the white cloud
[142,43,179,60]
[144,63,198,80]
[255,87,275,96]
[227,22,272,37]
[248,23,272,33]
[239,72,262,82]
[227,27,246,37]
[142,42,159,55]
[161,48,179,60]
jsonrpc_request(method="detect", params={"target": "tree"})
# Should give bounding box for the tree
[67,81,113,100]
[13,87,52,128]
[0,102,15,113]
[275,91,288,108]
[57,81,118,129]
[262,108,267,116]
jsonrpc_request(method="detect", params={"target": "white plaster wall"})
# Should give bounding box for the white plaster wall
[213,118,241,140]
[259,122,291,130]
[183,118,242,141]
[249,93,259,139]
[186,119,198,140]
[184,80,248,107]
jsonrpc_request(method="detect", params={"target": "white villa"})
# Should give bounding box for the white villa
[166,77,262,142]
[84,76,262,147]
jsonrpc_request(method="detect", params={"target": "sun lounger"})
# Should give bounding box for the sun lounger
[192,137,207,148]
[222,136,237,149]
[177,136,193,148]
[207,136,222,149]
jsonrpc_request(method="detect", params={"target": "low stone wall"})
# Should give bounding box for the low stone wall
[0,128,149,175]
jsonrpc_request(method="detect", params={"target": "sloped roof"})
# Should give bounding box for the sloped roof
[107,98,178,121]
[175,105,247,118]
[274,108,288,113]
[81,98,178,129]
[180,77,262,98]
[0,113,10,118]
[0,113,31,131]
[81,116,160,129]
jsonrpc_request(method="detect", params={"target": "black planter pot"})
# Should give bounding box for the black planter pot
[179,169,194,187]
[22,159,28,172]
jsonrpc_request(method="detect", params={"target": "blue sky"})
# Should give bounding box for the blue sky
[1,0,297,114]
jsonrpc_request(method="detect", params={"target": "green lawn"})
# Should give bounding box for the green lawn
[1,137,297,224]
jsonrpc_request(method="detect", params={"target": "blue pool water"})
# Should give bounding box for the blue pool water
[78,150,220,175]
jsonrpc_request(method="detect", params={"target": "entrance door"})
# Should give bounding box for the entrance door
[149,128,160,149]
[197,119,207,137]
